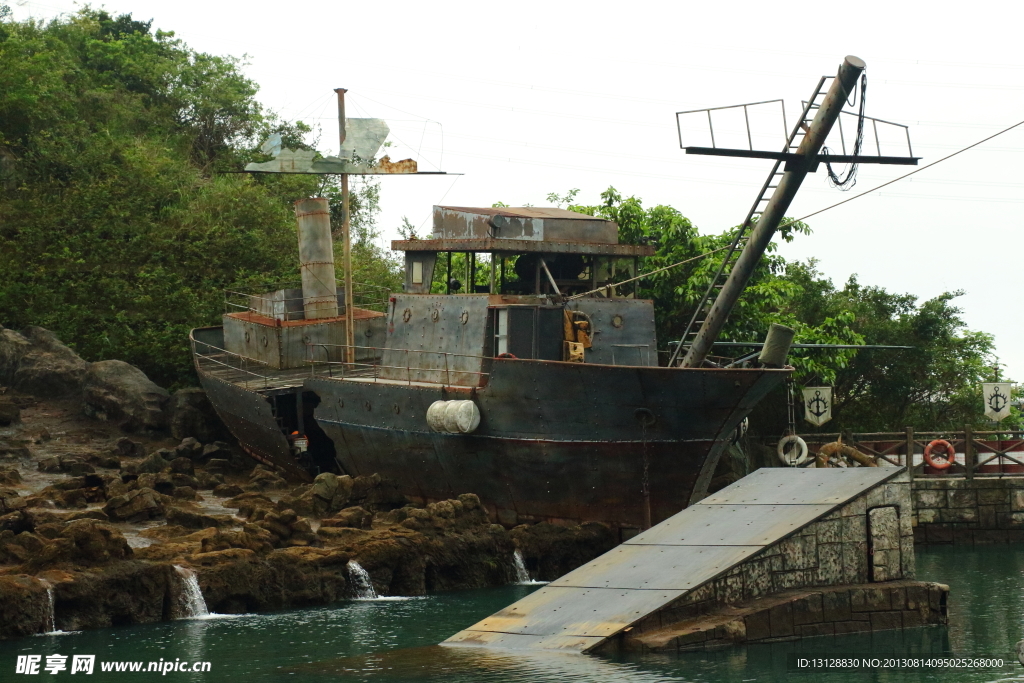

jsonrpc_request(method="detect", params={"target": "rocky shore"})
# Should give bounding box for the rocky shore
[0,325,615,639]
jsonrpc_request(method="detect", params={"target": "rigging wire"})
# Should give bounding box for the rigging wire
[822,73,867,190]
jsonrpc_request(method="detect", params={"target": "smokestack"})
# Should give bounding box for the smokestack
[294,197,340,320]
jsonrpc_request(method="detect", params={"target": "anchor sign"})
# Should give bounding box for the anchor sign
[802,386,833,427]
[983,382,1013,422]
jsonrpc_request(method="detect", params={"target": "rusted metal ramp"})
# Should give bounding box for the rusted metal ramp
[443,467,906,653]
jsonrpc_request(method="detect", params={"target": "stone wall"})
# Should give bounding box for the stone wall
[626,473,915,639]
[620,581,950,653]
[913,477,1024,544]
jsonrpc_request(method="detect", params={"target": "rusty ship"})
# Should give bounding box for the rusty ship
[191,58,916,535]
[190,201,789,535]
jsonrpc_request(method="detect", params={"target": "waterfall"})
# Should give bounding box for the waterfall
[347,560,378,600]
[513,550,531,584]
[40,579,55,633]
[173,566,210,618]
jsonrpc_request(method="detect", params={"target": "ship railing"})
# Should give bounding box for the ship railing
[766,428,1024,480]
[306,343,490,388]
[223,281,391,321]
[190,334,288,391]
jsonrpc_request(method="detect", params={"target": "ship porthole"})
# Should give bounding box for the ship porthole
[431,308,440,322]
[244,331,251,343]
[460,310,469,325]
[261,335,268,347]
[634,408,656,427]
[338,398,344,408]
[402,308,412,323]
[393,404,400,415]
[612,314,624,329]
[365,401,372,411]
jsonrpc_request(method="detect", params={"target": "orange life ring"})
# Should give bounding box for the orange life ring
[923,439,955,470]
[496,352,518,359]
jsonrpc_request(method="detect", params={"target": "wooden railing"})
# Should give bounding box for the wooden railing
[768,428,1024,480]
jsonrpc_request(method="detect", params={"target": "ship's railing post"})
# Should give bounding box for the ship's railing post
[905,426,914,483]
[444,352,451,386]
[965,424,974,480]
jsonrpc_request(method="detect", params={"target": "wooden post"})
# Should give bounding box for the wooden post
[905,426,915,482]
[965,424,974,480]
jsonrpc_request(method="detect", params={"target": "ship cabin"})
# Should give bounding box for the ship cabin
[382,206,657,383]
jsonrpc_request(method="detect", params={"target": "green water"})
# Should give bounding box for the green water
[3,546,1024,682]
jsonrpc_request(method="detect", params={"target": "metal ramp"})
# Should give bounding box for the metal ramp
[443,467,904,653]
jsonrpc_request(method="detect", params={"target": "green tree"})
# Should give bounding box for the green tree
[0,10,397,388]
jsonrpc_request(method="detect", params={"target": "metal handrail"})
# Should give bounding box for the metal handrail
[306,343,490,387]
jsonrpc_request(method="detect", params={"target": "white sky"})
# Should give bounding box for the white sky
[12,0,1024,380]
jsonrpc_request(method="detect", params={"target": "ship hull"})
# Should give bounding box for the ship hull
[193,335,788,530]
[311,357,787,530]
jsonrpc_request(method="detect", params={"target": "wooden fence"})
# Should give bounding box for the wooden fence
[771,428,1024,480]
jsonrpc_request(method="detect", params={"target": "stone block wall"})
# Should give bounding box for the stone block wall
[913,477,1024,544]
[620,581,950,654]
[628,473,915,638]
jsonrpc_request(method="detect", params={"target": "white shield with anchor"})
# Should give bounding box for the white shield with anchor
[982,382,1012,422]
[802,386,833,426]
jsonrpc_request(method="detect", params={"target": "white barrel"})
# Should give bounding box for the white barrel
[427,400,480,434]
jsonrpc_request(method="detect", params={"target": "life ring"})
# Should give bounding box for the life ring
[496,352,518,359]
[777,435,810,467]
[923,439,955,470]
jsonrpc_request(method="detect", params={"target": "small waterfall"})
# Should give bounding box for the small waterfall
[347,560,378,600]
[173,566,209,618]
[513,550,531,584]
[40,579,55,633]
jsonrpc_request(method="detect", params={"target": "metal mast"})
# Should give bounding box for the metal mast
[678,55,866,368]
[335,88,356,366]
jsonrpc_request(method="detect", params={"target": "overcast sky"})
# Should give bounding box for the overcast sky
[12,0,1024,380]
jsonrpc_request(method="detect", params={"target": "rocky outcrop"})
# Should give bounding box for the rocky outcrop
[0,395,19,426]
[281,472,406,517]
[8,327,90,398]
[511,520,617,581]
[0,575,50,638]
[82,360,170,432]
[169,387,226,442]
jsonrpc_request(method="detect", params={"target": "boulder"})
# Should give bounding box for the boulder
[322,506,373,530]
[103,488,164,522]
[166,507,231,530]
[136,452,169,474]
[82,360,170,431]
[200,441,232,463]
[0,575,50,638]
[0,396,19,426]
[169,388,226,442]
[174,437,202,460]
[0,466,21,486]
[0,326,32,385]
[246,466,288,492]
[212,483,244,498]
[11,327,90,398]
[113,437,145,459]
[169,457,195,476]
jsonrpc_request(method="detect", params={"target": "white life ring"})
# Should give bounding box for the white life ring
[777,434,810,467]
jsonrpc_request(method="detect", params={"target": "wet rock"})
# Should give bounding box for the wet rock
[136,452,169,474]
[195,472,223,490]
[24,519,132,569]
[510,520,617,581]
[0,326,32,386]
[170,387,226,443]
[169,457,195,476]
[0,442,31,460]
[166,507,231,530]
[199,528,274,555]
[246,465,288,492]
[212,483,243,498]
[0,575,50,638]
[0,466,21,486]
[0,396,19,426]
[200,441,231,463]
[323,506,373,530]
[84,452,121,470]
[38,456,62,473]
[113,437,145,459]
[174,437,202,460]
[103,487,164,522]
[0,509,30,533]
[45,561,174,631]
[10,327,90,398]
[170,472,199,489]
[205,458,230,475]
[82,360,170,432]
